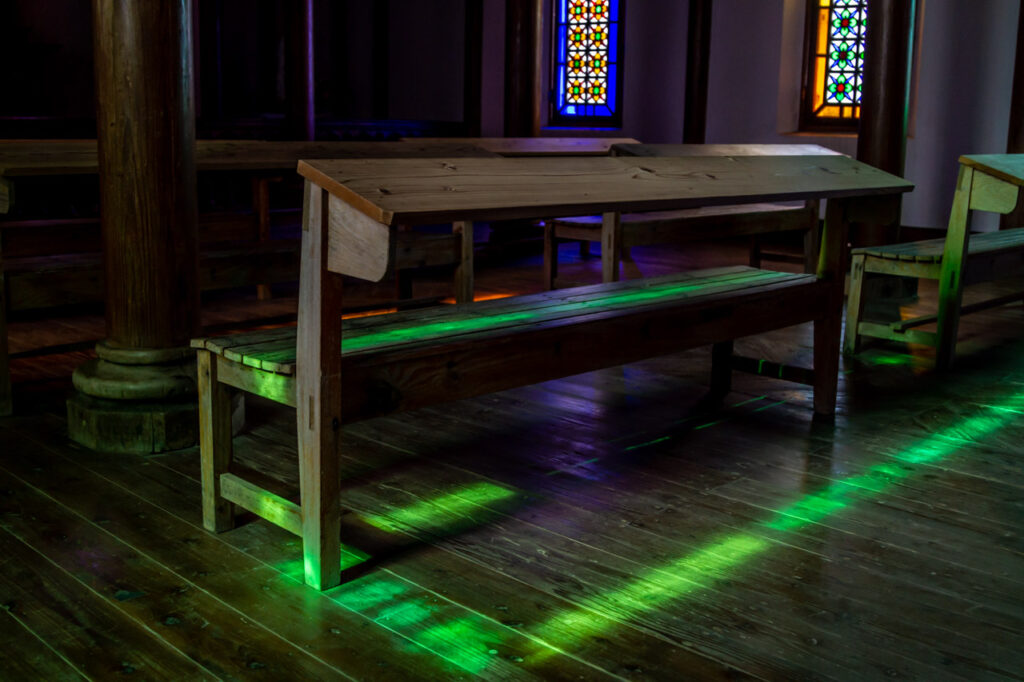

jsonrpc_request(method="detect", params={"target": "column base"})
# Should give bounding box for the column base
[67,349,198,454]
[67,391,198,454]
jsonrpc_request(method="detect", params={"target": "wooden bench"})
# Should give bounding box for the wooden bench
[193,154,911,590]
[542,144,842,288]
[0,140,496,416]
[844,154,1024,368]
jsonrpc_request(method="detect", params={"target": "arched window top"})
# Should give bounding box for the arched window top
[801,0,867,130]
[550,0,624,127]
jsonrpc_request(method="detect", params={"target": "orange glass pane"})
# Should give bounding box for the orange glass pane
[816,9,829,54]
[812,57,826,109]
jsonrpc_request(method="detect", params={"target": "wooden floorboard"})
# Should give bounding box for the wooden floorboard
[2,240,1023,680]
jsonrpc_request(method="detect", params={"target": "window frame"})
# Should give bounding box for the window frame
[548,0,626,129]
[799,0,867,133]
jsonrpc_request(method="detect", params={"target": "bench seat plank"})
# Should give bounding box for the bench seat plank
[856,228,1024,263]
[195,267,814,377]
[196,267,824,425]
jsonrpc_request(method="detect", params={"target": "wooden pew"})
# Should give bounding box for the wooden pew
[0,140,495,416]
[543,144,842,288]
[844,154,1024,368]
[191,153,911,590]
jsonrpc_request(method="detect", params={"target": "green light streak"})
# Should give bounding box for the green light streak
[330,573,503,675]
[623,435,672,452]
[342,279,726,353]
[362,481,518,534]
[511,390,1024,669]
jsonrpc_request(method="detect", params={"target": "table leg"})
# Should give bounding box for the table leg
[813,199,850,418]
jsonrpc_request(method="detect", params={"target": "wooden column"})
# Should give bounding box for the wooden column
[504,0,542,137]
[68,0,201,453]
[683,0,713,144]
[1001,5,1024,228]
[287,0,316,140]
[855,0,914,246]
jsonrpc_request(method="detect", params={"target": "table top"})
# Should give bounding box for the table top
[297,154,914,226]
[407,137,640,156]
[0,139,497,177]
[960,154,1024,187]
[613,143,843,157]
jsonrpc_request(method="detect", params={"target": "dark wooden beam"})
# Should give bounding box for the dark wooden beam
[286,0,315,140]
[855,0,915,245]
[683,0,713,143]
[463,0,484,137]
[1001,4,1024,228]
[504,0,542,137]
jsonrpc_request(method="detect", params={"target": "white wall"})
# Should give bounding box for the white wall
[703,0,1019,230]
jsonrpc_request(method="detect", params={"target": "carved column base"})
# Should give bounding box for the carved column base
[67,342,198,453]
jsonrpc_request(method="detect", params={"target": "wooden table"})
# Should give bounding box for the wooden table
[227,153,907,588]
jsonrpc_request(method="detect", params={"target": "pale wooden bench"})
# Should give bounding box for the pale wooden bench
[844,154,1024,368]
[542,144,841,288]
[193,154,911,590]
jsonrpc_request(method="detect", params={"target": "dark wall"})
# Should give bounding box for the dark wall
[0,0,96,135]
[1,0,470,139]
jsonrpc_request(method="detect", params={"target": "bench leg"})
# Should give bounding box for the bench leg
[843,253,867,355]
[710,341,733,399]
[935,166,974,370]
[543,222,558,291]
[601,211,622,283]
[252,177,273,301]
[197,350,235,532]
[296,182,343,590]
[453,220,474,304]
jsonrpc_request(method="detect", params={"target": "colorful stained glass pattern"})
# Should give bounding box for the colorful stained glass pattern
[555,0,620,121]
[808,0,867,122]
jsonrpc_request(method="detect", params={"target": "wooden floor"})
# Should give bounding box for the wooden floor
[2,238,1023,680]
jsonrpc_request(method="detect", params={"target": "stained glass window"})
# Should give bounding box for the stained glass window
[551,0,623,126]
[802,0,867,128]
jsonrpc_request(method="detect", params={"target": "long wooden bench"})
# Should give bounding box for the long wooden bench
[193,154,911,590]
[844,154,1024,368]
[541,144,840,288]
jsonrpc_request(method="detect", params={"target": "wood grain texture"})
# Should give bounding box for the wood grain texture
[959,153,1024,188]
[197,350,234,532]
[93,0,200,350]
[297,155,911,227]
[295,183,344,589]
[0,531,214,680]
